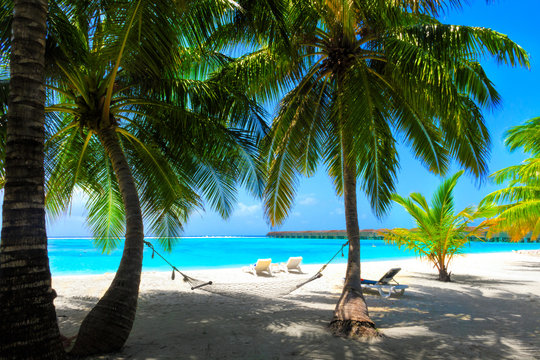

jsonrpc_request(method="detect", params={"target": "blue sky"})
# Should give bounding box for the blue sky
[46,0,540,237]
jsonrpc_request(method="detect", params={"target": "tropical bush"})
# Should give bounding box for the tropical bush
[382,171,496,281]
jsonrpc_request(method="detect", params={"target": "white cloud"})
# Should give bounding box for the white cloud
[299,194,318,206]
[331,207,344,215]
[234,202,262,217]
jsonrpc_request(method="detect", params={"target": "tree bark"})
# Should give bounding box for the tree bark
[329,135,379,338]
[0,0,66,358]
[70,126,144,355]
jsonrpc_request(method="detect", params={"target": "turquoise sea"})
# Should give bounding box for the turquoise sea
[48,237,540,276]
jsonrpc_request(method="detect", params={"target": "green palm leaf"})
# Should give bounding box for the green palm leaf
[481,119,540,240]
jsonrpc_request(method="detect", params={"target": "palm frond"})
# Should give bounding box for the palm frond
[344,64,399,216]
[505,117,540,156]
[85,152,126,252]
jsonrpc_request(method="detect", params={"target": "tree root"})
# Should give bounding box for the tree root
[329,320,382,339]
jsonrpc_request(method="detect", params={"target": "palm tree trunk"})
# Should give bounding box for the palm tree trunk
[329,136,379,338]
[435,254,451,281]
[70,126,144,355]
[0,0,66,358]
[438,266,451,282]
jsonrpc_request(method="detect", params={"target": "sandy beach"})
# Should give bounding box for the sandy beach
[52,251,540,359]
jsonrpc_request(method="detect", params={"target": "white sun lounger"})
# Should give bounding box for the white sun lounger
[280,256,303,273]
[361,268,408,298]
[242,258,273,276]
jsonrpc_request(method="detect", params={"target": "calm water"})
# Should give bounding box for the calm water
[48,237,540,276]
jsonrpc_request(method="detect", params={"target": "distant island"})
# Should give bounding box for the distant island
[267,230,537,242]
[267,229,381,240]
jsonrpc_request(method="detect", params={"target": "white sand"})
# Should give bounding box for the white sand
[53,251,540,359]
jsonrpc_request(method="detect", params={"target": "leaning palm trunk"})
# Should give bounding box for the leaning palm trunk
[329,140,378,338]
[70,126,144,355]
[0,0,66,358]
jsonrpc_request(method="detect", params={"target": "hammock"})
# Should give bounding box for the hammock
[143,240,348,298]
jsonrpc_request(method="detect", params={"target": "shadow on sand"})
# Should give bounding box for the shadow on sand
[55,258,540,360]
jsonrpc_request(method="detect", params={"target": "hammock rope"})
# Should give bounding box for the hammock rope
[144,241,213,290]
[143,240,349,298]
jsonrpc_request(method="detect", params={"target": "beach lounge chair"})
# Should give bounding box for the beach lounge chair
[242,258,273,276]
[361,268,408,298]
[280,257,303,273]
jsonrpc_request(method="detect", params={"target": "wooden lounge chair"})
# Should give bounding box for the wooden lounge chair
[361,267,408,298]
[280,256,303,273]
[242,258,273,276]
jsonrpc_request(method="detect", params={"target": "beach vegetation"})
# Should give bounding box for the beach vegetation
[0,0,534,356]
[382,171,497,281]
[0,0,66,358]
[481,118,540,241]
[261,0,528,337]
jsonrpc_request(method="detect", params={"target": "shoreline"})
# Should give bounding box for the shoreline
[51,246,540,278]
[53,251,540,359]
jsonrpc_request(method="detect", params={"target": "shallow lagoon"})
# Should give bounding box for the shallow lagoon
[48,237,540,276]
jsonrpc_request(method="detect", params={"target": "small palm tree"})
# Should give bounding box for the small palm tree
[481,117,540,241]
[382,171,496,281]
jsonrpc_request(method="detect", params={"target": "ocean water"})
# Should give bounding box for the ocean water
[48,237,540,276]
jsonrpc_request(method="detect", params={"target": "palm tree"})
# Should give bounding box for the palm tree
[481,117,540,241]
[261,0,528,337]
[0,0,65,358]
[34,0,266,355]
[382,171,496,281]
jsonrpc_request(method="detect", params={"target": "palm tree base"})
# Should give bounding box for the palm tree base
[69,306,128,356]
[69,283,138,356]
[329,320,381,338]
[438,271,452,282]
